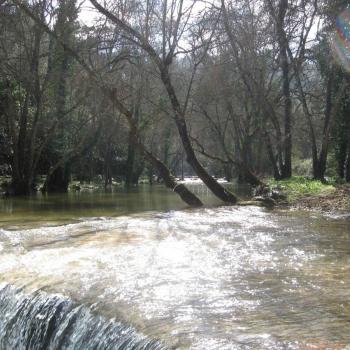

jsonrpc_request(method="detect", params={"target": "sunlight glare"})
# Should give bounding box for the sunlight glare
[331,8,350,72]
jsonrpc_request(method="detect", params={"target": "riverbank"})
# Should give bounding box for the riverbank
[269,177,350,213]
[1,174,349,213]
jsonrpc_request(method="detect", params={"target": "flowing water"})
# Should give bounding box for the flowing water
[0,184,350,349]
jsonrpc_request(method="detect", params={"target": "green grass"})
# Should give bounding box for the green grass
[268,176,336,202]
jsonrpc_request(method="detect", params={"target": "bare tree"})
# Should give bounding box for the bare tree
[11,0,203,206]
[90,0,239,204]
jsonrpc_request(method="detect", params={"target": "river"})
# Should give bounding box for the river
[0,184,349,349]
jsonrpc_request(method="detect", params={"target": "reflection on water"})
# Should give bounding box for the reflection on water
[0,183,251,229]
[0,188,350,349]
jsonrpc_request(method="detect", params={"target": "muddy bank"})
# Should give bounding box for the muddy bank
[287,185,350,213]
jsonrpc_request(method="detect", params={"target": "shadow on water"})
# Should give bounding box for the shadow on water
[0,182,252,229]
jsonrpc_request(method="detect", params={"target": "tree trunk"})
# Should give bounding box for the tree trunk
[160,68,238,204]
[345,147,350,183]
[125,131,136,187]
[9,178,33,196]
[289,48,319,180]
[337,140,347,180]
[278,1,292,179]
[45,165,70,193]
[222,0,286,182]
[264,130,282,180]
[104,149,112,189]
[14,0,203,207]
[88,0,238,204]
[315,69,335,181]
[5,20,43,195]
[142,147,203,207]
[110,91,203,207]
[148,165,154,185]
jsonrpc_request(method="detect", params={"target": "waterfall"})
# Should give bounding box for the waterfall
[0,284,166,350]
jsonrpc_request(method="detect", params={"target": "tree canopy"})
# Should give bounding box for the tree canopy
[0,0,349,203]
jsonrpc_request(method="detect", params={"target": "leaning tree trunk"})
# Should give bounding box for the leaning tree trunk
[12,0,203,208]
[88,0,238,204]
[110,92,203,207]
[160,69,238,204]
[143,147,203,206]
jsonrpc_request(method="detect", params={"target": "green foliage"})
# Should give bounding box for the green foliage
[292,158,313,176]
[268,176,335,201]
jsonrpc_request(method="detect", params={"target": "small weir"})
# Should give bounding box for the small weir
[0,284,165,350]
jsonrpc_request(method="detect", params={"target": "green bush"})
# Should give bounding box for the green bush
[268,176,335,201]
[292,158,313,177]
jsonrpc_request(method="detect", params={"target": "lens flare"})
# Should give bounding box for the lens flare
[331,8,350,72]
